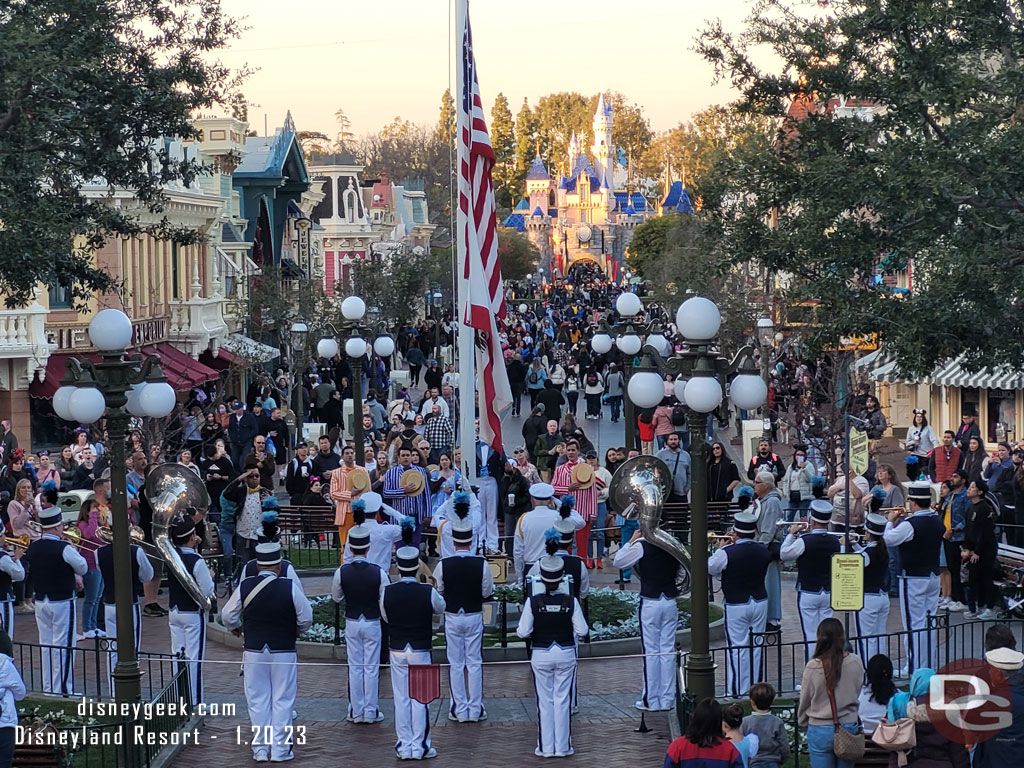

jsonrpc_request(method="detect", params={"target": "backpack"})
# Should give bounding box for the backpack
[586,372,599,387]
[671,403,687,426]
[529,371,539,384]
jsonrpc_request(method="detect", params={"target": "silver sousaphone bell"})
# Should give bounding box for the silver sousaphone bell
[608,455,691,596]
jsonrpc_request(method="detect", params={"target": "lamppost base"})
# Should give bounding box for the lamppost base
[684,653,716,703]
[112,662,143,705]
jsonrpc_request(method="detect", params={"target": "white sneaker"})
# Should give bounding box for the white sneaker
[269,751,294,762]
[947,601,966,612]
[254,748,270,763]
[366,712,385,723]
[979,609,1000,620]
[422,748,437,760]
[938,597,950,607]
[93,628,107,638]
[964,610,979,619]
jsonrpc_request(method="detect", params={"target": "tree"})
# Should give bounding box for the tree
[513,98,538,196]
[353,248,448,329]
[490,93,516,210]
[496,229,540,282]
[437,88,456,149]
[333,108,354,153]
[625,215,680,278]
[0,0,245,308]
[296,131,331,157]
[533,92,593,173]
[606,93,653,183]
[697,0,1024,375]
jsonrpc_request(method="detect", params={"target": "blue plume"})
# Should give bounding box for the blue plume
[400,516,416,531]
[560,494,575,509]
[544,527,561,545]
[41,480,57,492]
[453,490,471,505]
[871,487,887,501]
[261,496,279,510]
[811,475,827,489]
[261,509,279,524]
[737,485,755,499]
[352,499,366,513]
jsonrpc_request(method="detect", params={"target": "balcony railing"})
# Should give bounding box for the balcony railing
[0,291,52,378]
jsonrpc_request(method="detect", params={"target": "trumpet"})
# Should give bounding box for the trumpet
[882,506,909,523]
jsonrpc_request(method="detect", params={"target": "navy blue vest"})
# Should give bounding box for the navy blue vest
[637,541,681,599]
[556,553,585,600]
[97,544,143,605]
[863,543,888,595]
[167,550,203,612]
[240,575,299,652]
[440,555,487,614]
[26,538,75,601]
[0,553,14,601]
[721,541,770,604]
[529,592,574,650]
[383,581,434,651]
[796,532,841,592]
[901,514,944,577]
[338,559,383,620]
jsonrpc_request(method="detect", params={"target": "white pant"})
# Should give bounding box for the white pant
[477,476,499,551]
[390,648,432,759]
[169,609,206,705]
[900,575,939,673]
[796,590,833,663]
[723,598,768,698]
[105,603,142,696]
[444,612,484,720]
[0,601,12,637]
[243,649,298,761]
[345,618,382,721]
[532,646,576,757]
[856,592,890,663]
[638,597,678,709]
[36,599,76,695]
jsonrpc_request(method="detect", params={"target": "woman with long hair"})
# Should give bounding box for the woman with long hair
[75,498,105,639]
[963,478,999,619]
[781,443,814,516]
[798,617,865,768]
[858,654,897,734]
[663,697,742,768]
[905,409,938,461]
[960,436,988,486]
[707,441,741,504]
[8,478,38,613]
[53,445,77,488]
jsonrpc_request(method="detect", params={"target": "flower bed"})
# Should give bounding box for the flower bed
[299,587,709,644]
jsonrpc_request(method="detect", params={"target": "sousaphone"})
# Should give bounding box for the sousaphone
[145,464,213,612]
[608,455,691,596]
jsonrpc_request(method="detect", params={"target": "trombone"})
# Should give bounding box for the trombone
[2,534,30,555]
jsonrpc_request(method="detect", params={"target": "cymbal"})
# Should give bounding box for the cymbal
[401,468,425,497]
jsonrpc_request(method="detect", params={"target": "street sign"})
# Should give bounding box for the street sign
[831,554,864,611]
[849,427,869,476]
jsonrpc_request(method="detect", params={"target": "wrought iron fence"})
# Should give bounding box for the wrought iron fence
[12,638,179,701]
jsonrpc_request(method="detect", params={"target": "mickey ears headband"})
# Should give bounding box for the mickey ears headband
[913,409,927,415]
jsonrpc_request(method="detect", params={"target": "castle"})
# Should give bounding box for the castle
[501,93,672,281]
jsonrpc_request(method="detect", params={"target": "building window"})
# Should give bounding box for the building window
[171,242,180,300]
[987,389,1016,443]
[49,282,73,309]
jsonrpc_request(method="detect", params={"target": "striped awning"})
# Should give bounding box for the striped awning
[929,355,1024,390]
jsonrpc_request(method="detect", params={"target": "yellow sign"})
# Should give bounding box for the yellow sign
[831,554,864,611]
[849,428,869,476]
[825,333,880,351]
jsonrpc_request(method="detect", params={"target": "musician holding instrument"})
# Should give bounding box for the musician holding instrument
[513,485,585,586]
[166,516,215,706]
[779,500,841,662]
[853,513,889,662]
[383,442,432,549]
[884,481,945,675]
[0,523,26,636]
[22,506,88,696]
[708,512,770,698]
[330,445,370,564]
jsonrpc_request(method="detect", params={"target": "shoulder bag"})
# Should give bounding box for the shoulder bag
[828,687,865,762]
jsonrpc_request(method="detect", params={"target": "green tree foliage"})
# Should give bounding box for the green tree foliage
[438,88,456,149]
[296,131,331,157]
[513,98,539,194]
[0,0,245,308]
[697,0,1024,375]
[608,95,654,182]
[490,93,516,210]
[334,108,354,153]
[496,229,540,282]
[625,215,680,278]
[353,249,450,329]
[533,92,594,173]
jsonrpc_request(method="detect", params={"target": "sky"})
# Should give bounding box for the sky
[216,0,757,139]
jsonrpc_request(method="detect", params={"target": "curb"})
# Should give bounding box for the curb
[205,605,726,662]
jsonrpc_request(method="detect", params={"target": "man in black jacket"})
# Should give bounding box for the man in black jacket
[506,354,527,416]
[500,460,531,557]
[227,401,259,469]
[536,381,566,424]
[746,438,785,483]
[284,443,313,505]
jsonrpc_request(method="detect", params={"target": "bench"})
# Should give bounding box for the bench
[278,505,336,534]
[13,744,61,767]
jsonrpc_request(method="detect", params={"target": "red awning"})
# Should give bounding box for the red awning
[29,353,102,399]
[141,343,221,390]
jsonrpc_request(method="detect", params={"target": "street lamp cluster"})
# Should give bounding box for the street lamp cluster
[51,308,178,705]
[598,293,768,702]
[315,295,396,464]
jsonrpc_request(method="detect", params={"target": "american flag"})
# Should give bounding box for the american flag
[458,6,512,451]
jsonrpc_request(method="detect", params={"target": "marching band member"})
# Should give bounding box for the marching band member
[333,521,386,725]
[434,490,482,558]
[380,523,445,760]
[779,499,840,662]
[0,524,25,636]
[23,506,87,695]
[166,515,215,705]
[612,524,685,712]
[433,515,493,723]
[342,494,406,573]
[707,511,770,698]
[883,481,943,675]
[97,523,153,692]
[516,554,588,758]
[513,486,585,585]
[855,513,890,661]
[222,533,313,763]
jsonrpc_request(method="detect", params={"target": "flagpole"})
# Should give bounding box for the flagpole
[455,0,478,488]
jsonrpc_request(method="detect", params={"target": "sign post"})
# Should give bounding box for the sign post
[831,553,865,611]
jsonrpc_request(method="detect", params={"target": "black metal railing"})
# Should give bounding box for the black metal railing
[12,638,179,701]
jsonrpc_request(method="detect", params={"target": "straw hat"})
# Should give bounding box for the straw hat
[400,468,425,496]
[348,468,371,493]
[571,463,594,490]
